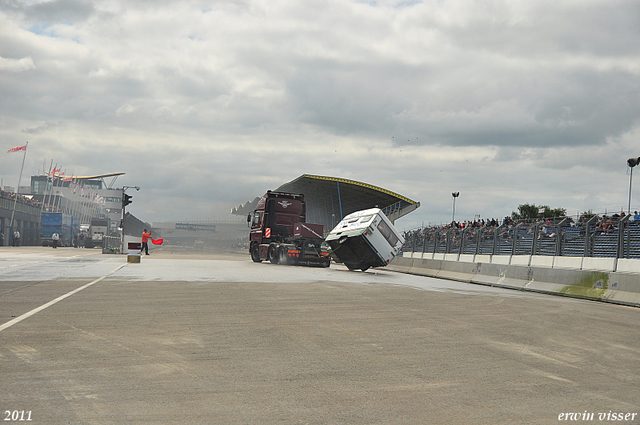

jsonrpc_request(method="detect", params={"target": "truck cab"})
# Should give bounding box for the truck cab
[249,191,330,267]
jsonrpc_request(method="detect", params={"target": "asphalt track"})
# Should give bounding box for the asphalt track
[0,246,639,424]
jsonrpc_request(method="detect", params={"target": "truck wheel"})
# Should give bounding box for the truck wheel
[268,245,279,264]
[278,247,289,265]
[251,244,262,263]
[361,266,370,272]
[323,259,331,268]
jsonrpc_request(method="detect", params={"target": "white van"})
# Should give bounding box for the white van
[326,208,405,271]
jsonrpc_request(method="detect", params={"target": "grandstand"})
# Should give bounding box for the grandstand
[0,189,41,245]
[402,215,640,259]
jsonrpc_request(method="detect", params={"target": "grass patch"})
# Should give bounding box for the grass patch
[561,272,609,299]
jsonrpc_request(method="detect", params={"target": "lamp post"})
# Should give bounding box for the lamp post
[628,157,640,214]
[452,192,460,223]
[121,185,140,253]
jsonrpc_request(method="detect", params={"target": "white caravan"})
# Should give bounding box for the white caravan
[326,208,405,271]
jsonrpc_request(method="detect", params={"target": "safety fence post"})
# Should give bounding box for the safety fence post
[617,215,630,259]
[584,216,597,257]
[555,218,569,256]
[512,223,523,255]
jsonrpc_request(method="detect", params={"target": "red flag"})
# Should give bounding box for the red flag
[7,145,27,153]
[151,238,164,245]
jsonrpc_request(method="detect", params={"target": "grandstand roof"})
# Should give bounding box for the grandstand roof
[73,172,125,180]
[275,174,420,227]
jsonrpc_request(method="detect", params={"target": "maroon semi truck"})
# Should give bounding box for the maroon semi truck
[248,191,331,267]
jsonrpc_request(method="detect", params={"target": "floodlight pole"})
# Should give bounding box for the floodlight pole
[452,192,460,223]
[629,166,633,215]
[628,157,640,214]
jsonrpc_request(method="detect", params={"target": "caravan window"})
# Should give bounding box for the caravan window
[377,220,399,247]
[359,215,375,224]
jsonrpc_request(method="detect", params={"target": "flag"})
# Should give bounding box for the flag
[151,238,164,245]
[7,145,27,153]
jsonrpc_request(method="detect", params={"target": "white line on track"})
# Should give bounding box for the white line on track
[0,263,127,333]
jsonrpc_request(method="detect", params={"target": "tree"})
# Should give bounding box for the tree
[581,210,596,220]
[512,203,566,220]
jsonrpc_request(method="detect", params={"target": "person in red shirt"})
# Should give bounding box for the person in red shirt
[141,229,152,255]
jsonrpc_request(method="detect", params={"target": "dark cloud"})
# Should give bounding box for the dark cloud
[26,0,95,24]
[22,121,64,134]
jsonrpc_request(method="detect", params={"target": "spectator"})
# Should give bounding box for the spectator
[141,229,152,256]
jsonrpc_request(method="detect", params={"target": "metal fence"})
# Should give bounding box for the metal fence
[102,236,121,254]
[402,216,640,259]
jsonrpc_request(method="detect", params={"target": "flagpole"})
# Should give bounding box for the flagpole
[9,142,28,244]
[47,165,59,212]
[55,170,65,212]
[44,163,56,212]
[40,160,53,216]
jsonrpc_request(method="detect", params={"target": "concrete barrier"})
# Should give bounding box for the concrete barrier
[471,263,530,290]
[582,257,616,272]
[436,260,476,282]
[388,256,413,273]
[475,254,491,264]
[530,255,554,268]
[389,254,640,308]
[606,272,640,306]
[615,258,640,274]
[553,256,583,270]
[444,253,459,262]
[510,255,531,266]
[491,255,510,265]
[525,267,603,296]
[459,254,475,263]
[408,258,441,277]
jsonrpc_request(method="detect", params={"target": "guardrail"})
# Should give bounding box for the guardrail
[402,215,640,259]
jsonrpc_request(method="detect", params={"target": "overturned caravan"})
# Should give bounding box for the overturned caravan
[326,208,405,271]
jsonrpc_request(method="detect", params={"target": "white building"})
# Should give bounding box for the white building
[29,172,126,235]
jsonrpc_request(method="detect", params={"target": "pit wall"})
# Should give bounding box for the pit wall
[388,253,640,307]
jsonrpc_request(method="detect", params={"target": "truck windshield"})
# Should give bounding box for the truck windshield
[251,212,261,228]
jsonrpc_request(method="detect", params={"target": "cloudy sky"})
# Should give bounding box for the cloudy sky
[1,0,639,230]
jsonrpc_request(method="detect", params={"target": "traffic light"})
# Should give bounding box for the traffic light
[122,193,133,207]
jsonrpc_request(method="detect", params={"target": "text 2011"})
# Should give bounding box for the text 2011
[4,411,32,421]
